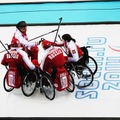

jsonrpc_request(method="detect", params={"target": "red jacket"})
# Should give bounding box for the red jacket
[41,47,66,73]
[11,29,36,50]
[1,48,35,70]
[54,41,83,62]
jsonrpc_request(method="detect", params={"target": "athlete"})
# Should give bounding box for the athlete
[40,39,70,91]
[53,34,83,62]
[1,39,36,72]
[40,40,66,73]
[11,21,39,60]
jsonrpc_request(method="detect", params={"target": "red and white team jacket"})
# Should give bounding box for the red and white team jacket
[54,40,83,62]
[12,28,36,50]
[1,47,35,70]
[40,47,66,73]
[65,40,83,62]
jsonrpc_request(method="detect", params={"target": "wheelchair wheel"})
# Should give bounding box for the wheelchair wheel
[21,71,37,97]
[3,72,14,92]
[41,72,55,100]
[87,56,98,75]
[75,65,94,88]
[66,71,75,92]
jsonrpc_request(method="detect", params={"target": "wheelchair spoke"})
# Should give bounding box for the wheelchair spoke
[75,65,94,88]
[21,71,37,97]
[42,72,55,100]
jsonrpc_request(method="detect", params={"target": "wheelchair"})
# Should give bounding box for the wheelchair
[50,67,75,93]
[36,66,75,100]
[64,46,98,89]
[35,67,55,100]
[80,46,98,76]
[3,66,55,100]
[23,66,75,100]
[3,66,37,96]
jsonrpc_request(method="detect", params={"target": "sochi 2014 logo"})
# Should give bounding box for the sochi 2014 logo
[75,37,120,99]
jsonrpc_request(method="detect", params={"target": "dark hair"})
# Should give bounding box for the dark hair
[16,21,27,29]
[62,34,76,42]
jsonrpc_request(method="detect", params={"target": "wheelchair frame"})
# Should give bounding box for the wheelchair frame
[3,67,55,100]
[50,67,75,93]
[64,46,98,88]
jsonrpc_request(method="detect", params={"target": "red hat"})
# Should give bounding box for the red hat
[11,38,20,47]
[42,40,54,49]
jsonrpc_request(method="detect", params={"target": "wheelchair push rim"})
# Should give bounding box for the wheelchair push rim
[66,71,75,92]
[75,65,94,88]
[3,71,14,92]
[86,56,98,76]
[41,72,55,100]
[21,71,37,97]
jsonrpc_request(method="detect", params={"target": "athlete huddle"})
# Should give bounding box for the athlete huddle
[1,21,84,90]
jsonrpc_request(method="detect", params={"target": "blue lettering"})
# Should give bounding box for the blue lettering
[77,80,99,90]
[102,82,120,90]
[87,37,106,45]
[75,91,98,99]
[104,72,120,81]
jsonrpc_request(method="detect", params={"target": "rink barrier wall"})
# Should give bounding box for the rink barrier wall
[0,1,120,25]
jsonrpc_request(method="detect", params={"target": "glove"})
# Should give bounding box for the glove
[41,38,45,41]
[38,41,41,45]
[37,38,45,45]
[5,43,11,49]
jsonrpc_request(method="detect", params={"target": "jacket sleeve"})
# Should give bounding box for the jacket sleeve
[68,41,79,62]
[1,54,8,66]
[53,41,64,47]
[40,50,48,71]
[15,29,36,49]
[18,49,35,70]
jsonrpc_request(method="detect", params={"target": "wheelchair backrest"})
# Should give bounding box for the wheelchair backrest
[80,46,89,64]
[6,67,21,88]
[53,66,70,91]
